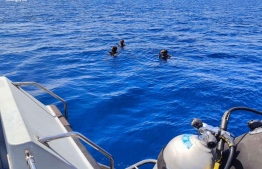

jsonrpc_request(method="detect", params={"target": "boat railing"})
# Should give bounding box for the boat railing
[12,82,68,120]
[25,149,37,169]
[125,159,157,169]
[38,131,114,169]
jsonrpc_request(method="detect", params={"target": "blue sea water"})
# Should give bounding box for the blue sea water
[0,0,262,168]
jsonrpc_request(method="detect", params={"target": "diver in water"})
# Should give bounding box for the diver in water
[118,39,125,48]
[158,49,171,61]
[109,46,118,56]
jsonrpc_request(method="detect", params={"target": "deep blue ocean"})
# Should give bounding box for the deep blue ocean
[0,0,262,168]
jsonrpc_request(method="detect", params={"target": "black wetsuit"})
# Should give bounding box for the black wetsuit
[118,44,125,48]
[159,53,171,60]
[109,52,118,56]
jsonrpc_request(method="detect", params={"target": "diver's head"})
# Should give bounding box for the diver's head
[161,49,168,56]
[120,39,125,46]
[112,46,117,53]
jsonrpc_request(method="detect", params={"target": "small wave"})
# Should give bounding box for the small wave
[6,0,27,2]
[206,53,236,59]
[239,55,261,63]
[177,38,197,43]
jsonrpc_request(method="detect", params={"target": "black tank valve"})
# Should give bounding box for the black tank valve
[248,120,262,131]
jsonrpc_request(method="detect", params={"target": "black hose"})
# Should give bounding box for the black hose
[218,107,262,151]
[217,107,262,169]
[220,107,262,131]
[224,146,235,169]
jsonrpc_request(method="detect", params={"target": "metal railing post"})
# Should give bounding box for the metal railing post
[25,149,37,169]
[12,82,68,120]
[39,132,114,169]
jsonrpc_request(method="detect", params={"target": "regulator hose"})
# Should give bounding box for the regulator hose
[219,130,235,169]
[218,107,262,150]
[224,146,235,169]
[220,107,262,131]
[217,107,262,169]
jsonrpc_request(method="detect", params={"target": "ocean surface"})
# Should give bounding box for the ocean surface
[1,0,262,168]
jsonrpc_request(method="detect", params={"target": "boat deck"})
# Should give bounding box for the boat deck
[0,77,101,169]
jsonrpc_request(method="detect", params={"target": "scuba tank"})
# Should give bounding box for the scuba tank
[154,119,219,169]
[153,134,217,169]
[154,107,262,169]
[128,107,262,169]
